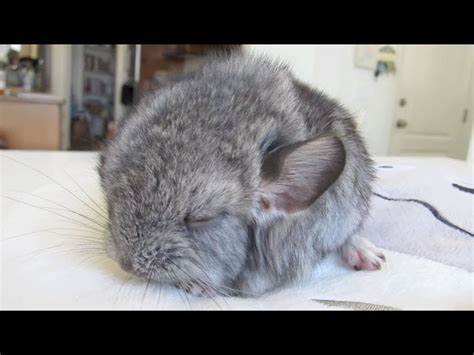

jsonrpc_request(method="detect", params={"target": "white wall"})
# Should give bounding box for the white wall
[246,45,318,88]
[246,45,399,157]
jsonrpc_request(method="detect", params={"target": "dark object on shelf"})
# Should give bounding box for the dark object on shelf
[70,117,91,150]
[121,82,135,105]
[0,134,8,149]
[18,57,39,71]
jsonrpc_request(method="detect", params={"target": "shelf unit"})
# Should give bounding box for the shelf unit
[71,45,116,147]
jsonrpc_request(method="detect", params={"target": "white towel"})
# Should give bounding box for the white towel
[1,152,473,310]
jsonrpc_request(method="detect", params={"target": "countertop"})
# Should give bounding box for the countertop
[0,93,65,105]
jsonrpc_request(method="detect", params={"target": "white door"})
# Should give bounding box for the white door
[390,45,473,159]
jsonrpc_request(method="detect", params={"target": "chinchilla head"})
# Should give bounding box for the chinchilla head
[98,53,346,295]
[99,121,256,292]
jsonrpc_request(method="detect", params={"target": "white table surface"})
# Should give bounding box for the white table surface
[1,151,472,310]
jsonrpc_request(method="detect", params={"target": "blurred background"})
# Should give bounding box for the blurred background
[0,44,472,161]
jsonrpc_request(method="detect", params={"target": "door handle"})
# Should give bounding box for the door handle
[396,119,408,128]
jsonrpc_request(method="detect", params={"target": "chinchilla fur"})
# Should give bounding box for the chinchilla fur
[99,50,376,297]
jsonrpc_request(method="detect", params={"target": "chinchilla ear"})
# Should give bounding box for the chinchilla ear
[258,135,346,219]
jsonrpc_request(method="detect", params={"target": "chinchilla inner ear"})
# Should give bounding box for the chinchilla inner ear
[259,136,346,215]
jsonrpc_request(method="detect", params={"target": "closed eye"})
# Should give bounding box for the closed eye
[191,217,213,224]
[186,212,226,228]
[187,217,215,228]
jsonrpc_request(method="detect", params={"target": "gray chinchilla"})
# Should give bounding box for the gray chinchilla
[99,50,385,297]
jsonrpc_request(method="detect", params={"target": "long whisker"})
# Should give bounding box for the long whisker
[45,232,105,242]
[74,252,108,271]
[1,195,106,234]
[62,169,109,216]
[7,230,105,245]
[57,218,107,234]
[166,270,186,310]
[169,261,224,309]
[141,278,151,310]
[190,253,262,297]
[168,270,191,310]
[21,242,106,261]
[2,228,104,243]
[53,248,108,258]
[183,265,232,298]
[156,281,163,310]
[27,241,106,254]
[171,268,193,310]
[1,155,107,220]
[113,275,133,306]
[187,255,239,296]
[11,191,108,229]
[169,247,259,298]
[181,286,192,310]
